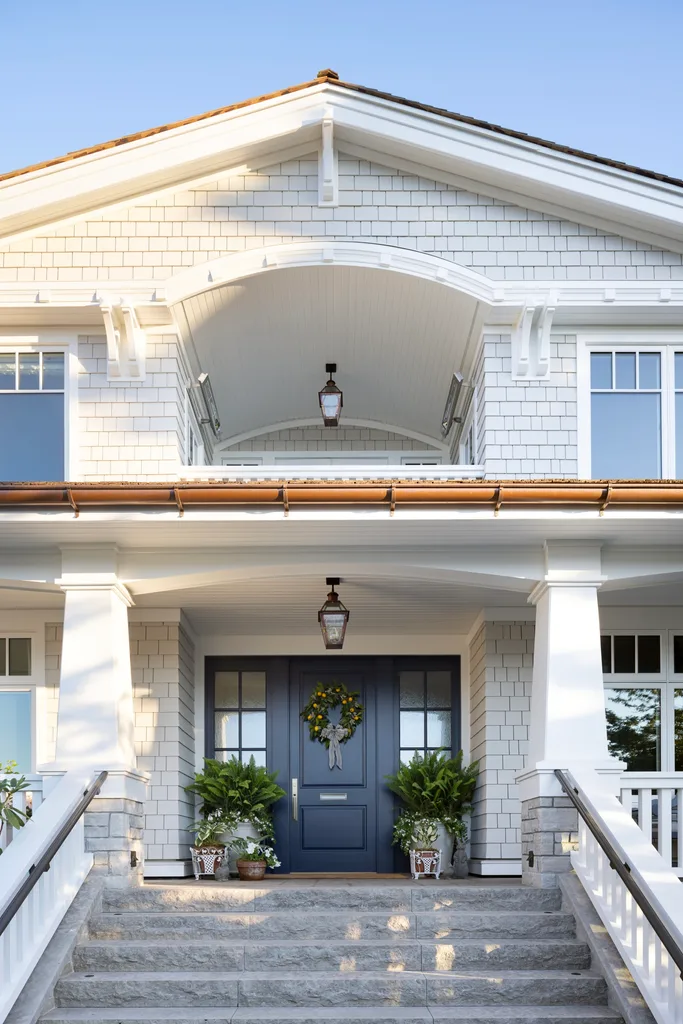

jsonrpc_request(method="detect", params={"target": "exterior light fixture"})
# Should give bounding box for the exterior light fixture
[319,363,343,427]
[441,371,474,438]
[318,577,350,649]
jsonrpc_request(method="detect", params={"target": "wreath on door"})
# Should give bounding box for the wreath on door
[301,683,364,747]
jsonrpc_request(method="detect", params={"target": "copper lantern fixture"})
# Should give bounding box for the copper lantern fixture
[318,363,343,426]
[318,577,350,649]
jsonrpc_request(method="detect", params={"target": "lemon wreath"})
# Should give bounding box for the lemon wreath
[301,683,365,747]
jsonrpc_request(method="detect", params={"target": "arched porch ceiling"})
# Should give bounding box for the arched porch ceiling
[176,263,482,442]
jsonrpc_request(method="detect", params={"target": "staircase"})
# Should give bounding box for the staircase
[41,881,623,1024]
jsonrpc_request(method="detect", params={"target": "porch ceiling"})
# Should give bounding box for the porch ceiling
[176,264,480,442]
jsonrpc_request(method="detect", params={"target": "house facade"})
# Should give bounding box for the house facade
[1,69,683,882]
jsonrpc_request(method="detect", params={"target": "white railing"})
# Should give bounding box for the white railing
[562,768,683,1024]
[0,774,44,852]
[0,769,101,1024]
[620,773,683,878]
[178,464,486,481]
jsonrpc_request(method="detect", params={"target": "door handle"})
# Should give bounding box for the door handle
[292,778,298,821]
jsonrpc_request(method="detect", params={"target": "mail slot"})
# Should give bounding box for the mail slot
[319,793,348,801]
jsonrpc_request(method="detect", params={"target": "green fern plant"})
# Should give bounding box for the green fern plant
[385,749,479,831]
[185,756,286,822]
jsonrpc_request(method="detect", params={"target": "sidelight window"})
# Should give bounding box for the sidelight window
[213,669,266,766]
[399,669,452,763]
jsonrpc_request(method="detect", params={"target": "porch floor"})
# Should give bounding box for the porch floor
[144,875,522,887]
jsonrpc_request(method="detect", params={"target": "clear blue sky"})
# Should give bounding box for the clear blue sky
[1,0,680,178]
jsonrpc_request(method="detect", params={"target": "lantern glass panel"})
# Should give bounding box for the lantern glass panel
[320,610,348,647]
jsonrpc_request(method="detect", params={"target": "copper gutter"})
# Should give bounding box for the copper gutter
[1,480,683,513]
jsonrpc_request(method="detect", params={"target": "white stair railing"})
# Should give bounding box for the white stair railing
[0,768,106,1024]
[0,774,44,852]
[557,768,683,1024]
[620,772,683,877]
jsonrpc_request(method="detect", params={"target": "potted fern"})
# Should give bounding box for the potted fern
[186,756,285,875]
[385,750,478,878]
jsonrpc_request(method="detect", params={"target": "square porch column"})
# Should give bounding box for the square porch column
[50,563,147,886]
[517,543,623,888]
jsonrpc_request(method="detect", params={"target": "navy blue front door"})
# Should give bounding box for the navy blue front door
[289,659,378,872]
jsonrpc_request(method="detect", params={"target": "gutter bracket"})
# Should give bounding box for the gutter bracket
[282,483,290,517]
[101,298,147,380]
[318,113,338,207]
[173,486,185,517]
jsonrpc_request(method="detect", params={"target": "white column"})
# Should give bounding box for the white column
[54,581,136,770]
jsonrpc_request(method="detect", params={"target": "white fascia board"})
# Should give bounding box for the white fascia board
[2,82,683,251]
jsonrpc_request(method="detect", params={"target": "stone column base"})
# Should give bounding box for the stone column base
[520,794,578,888]
[84,770,148,888]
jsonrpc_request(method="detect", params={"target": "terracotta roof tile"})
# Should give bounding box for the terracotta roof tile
[2,72,682,191]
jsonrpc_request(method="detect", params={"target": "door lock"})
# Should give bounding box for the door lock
[292,778,298,821]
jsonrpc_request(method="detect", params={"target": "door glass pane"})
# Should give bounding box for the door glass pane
[18,353,40,391]
[214,711,239,748]
[241,711,266,748]
[605,687,661,771]
[0,353,16,389]
[242,672,266,709]
[400,711,424,747]
[427,711,451,749]
[8,639,31,676]
[242,750,266,767]
[427,671,451,708]
[637,635,660,674]
[214,671,238,707]
[400,749,420,765]
[674,636,683,674]
[675,691,683,772]
[0,394,65,481]
[591,393,661,478]
[215,749,238,763]
[399,672,424,708]
[613,635,636,673]
[591,353,612,389]
[42,353,65,390]
[639,353,660,390]
[601,635,612,674]
[0,691,32,771]
[615,352,636,389]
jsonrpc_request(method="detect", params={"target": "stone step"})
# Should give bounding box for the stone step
[54,970,607,1008]
[91,909,575,942]
[73,938,591,973]
[101,885,562,915]
[41,1007,624,1024]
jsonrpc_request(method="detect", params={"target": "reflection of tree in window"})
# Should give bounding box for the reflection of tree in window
[605,688,661,771]
[675,691,683,771]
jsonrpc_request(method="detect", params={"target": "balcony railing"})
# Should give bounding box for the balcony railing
[178,464,486,482]
[620,772,683,878]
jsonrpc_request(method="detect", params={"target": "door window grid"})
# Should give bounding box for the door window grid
[213,670,266,767]
[603,631,683,772]
[399,669,452,763]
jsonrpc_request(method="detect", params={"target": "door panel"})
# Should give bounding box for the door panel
[289,660,377,872]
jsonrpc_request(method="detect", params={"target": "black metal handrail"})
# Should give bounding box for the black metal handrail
[0,770,108,938]
[555,768,683,977]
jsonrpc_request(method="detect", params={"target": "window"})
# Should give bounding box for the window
[601,634,661,674]
[0,351,65,481]
[399,669,452,763]
[590,351,662,478]
[605,687,662,771]
[0,638,31,676]
[185,394,204,467]
[213,670,266,766]
[462,422,476,466]
[0,691,32,771]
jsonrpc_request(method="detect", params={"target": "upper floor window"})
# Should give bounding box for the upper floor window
[0,351,65,481]
[590,351,662,478]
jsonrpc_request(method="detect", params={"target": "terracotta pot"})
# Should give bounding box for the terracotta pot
[236,859,267,881]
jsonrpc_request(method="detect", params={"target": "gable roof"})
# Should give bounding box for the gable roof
[2,69,683,190]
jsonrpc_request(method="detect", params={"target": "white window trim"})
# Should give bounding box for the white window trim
[184,391,205,468]
[577,331,683,478]
[0,332,79,480]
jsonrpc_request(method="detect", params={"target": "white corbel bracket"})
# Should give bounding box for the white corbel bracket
[511,300,556,380]
[318,114,339,207]
[101,300,146,380]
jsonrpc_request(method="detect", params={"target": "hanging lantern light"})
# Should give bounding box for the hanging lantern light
[318,363,343,426]
[318,577,350,649]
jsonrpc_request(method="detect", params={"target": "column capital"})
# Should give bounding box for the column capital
[56,577,134,607]
[528,575,607,606]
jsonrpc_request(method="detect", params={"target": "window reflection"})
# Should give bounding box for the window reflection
[605,687,661,771]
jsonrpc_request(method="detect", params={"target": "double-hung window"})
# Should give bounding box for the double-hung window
[0,350,65,481]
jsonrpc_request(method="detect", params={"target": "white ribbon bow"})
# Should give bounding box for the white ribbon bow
[321,723,349,770]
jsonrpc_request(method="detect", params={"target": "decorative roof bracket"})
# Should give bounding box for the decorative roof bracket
[101,299,146,380]
[511,300,556,380]
[318,113,338,207]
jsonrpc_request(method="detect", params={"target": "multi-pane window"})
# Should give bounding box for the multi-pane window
[0,638,31,676]
[0,351,65,481]
[675,355,683,478]
[213,670,266,766]
[600,634,661,674]
[399,669,452,763]
[590,351,662,478]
